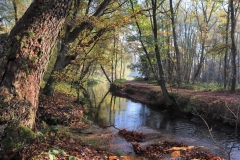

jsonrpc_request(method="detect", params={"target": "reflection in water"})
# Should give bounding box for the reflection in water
[83,83,240,159]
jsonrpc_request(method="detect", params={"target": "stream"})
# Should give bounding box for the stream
[83,83,240,159]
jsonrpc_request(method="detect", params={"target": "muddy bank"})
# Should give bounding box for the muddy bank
[110,81,240,125]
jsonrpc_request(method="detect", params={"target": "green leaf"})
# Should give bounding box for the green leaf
[49,125,60,133]
[51,148,67,155]
[69,155,81,160]
[36,131,44,137]
[48,153,55,160]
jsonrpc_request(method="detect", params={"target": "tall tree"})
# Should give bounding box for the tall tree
[169,0,182,85]
[43,0,112,95]
[192,0,217,83]
[230,0,237,91]
[129,0,158,80]
[224,2,230,89]
[151,0,173,105]
[0,0,74,154]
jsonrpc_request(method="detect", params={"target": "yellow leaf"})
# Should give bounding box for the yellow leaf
[120,156,130,160]
[109,156,130,160]
[171,151,180,158]
[168,146,195,151]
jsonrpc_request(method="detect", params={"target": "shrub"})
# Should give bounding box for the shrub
[109,82,125,92]
[114,78,126,83]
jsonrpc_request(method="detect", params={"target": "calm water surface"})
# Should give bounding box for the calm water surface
[84,83,240,159]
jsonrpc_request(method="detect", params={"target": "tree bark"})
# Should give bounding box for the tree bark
[0,0,73,153]
[12,0,18,23]
[151,0,173,105]
[170,0,181,85]
[230,0,237,92]
[193,40,205,83]
[100,65,112,83]
[224,3,230,89]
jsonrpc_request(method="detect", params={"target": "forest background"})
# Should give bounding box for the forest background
[0,0,240,158]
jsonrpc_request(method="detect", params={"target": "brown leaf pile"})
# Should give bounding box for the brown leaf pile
[37,93,84,128]
[6,91,224,160]
[118,129,146,142]
[18,92,114,159]
[132,140,223,160]
[21,133,113,159]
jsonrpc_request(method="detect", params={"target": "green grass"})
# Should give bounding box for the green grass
[54,82,77,96]
[179,82,225,91]
[114,78,126,83]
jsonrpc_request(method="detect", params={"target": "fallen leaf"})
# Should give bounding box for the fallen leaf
[120,156,131,160]
[109,156,119,160]
[171,151,180,158]
[168,146,195,151]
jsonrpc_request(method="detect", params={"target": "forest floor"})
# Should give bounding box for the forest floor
[122,81,240,105]
[16,88,227,160]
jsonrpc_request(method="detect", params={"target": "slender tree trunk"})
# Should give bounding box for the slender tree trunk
[111,54,114,82]
[114,30,118,80]
[151,0,173,105]
[170,0,181,85]
[224,4,230,89]
[0,0,73,154]
[100,65,112,83]
[129,0,158,80]
[193,41,205,83]
[218,57,222,85]
[120,56,122,79]
[166,36,173,82]
[12,0,18,23]
[192,0,216,84]
[230,0,237,92]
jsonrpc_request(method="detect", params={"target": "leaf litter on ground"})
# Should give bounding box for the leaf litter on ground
[15,92,225,160]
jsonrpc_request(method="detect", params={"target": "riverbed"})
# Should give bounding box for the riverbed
[83,83,240,159]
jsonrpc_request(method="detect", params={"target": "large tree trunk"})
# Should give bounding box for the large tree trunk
[0,0,73,154]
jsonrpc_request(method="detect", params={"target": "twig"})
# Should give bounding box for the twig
[193,107,231,158]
